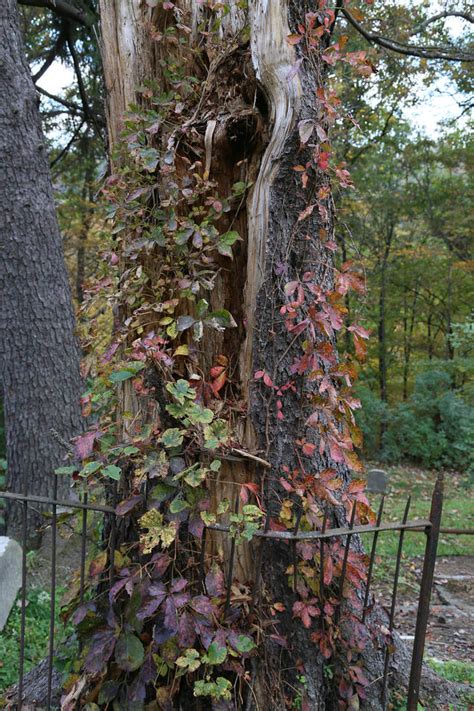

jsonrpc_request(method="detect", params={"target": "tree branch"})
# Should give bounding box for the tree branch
[410,11,474,36]
[50,119,85,169]
[342,8,474,63]
[17,0,96,27]
[36,84,85,115]
[66,29,103,133]
[32,25,67,82]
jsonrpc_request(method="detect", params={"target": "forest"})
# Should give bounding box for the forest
[0,1,472,710]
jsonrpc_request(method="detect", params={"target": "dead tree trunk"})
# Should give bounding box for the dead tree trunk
[97,2,403,708]
[0,0,83,542]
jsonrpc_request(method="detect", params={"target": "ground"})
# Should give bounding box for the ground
[367,464,474,706]
[0,464,473,706]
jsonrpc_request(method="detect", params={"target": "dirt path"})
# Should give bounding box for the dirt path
[374,555,474,663]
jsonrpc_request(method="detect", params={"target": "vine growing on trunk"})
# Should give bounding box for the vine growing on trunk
[60,2,381,709]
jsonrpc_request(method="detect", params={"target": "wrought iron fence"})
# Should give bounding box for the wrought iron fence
[0,470,467,711]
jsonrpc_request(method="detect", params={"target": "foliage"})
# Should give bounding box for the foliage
[17,0,472,709]
[0,587,70,697]
[357,369,474,471]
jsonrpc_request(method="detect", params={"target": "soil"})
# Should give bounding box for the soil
[374,555,474,664]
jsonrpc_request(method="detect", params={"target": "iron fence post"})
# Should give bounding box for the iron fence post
[407,472,444,711]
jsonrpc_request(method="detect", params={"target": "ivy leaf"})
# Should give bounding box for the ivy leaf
[150,481,177,503]
[115,633,145,672]
[139,509,177,553]
[184,467,207,487]
[176,648,201,672]
[55,465,77,476]
[169,498,190,514]
[205,309,236,330]
[177,315,196,332]
[84,629,117,674]
[196,299,209,318]
[161,428,184,449]
[217,230,241,258]
[232,634,256,654]
[166,379,195,404]
[102,464,122,481]
[80,461,102,477]
[202,642,227,665]
[203,419,228,449]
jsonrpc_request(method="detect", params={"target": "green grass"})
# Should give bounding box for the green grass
[365,465,474,559]
[427,658,474,686]
[0,586,69,695]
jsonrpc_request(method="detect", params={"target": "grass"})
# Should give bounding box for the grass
[0,586,69,695]
[365,465,474,559]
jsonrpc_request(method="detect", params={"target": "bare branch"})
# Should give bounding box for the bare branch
[50,119,85,169]
[17,0,96,27]
[32,26,67,82]
[36,84,85,115]
[410,11,474,36]
[342,8,474,63]
[66,30,104,133]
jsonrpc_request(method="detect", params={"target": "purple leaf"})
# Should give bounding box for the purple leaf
[178,611,197,647]
[115,494,143,516]
[150,552,171,579]
[84,629,117,674]
[71,602,95,625]
[74,429,101,460]
[188,514,204,539]
[190,595,214,616]
[205,567,225,597]
[163,596,178,634]
[170,578,187,594]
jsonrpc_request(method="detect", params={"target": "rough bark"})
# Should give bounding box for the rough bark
[98,1,409,708]
[0,0,83,542]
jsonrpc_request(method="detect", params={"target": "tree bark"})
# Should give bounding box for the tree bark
[98,2,401,708]
[0,0,83,542]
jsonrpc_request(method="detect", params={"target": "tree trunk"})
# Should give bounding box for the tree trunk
[402,284,418,401]
[378,229,392,403]
[97,2,398,708]
[0,0,83,542]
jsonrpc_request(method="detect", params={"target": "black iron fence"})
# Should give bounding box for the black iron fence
[0,471,469,710]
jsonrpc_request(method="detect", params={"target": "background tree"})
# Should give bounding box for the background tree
[0,0,85,539]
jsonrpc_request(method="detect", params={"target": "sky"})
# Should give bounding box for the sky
[36,11,470,139]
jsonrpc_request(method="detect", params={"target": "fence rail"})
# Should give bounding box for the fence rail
[0,472,452,711]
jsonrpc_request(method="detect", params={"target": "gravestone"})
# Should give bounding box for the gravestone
[366,468,389,494]
[0,536,22,630]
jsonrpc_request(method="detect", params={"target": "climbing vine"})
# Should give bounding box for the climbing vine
[60,2,382,709]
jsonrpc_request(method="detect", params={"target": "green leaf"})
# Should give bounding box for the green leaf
[169,498,189,513]
[205,309,236,330]
[176,648,201,672]
[196,299,209,318]
[55,465,77,476]
[114,633,144,672]
[123,446,140,455]
[166,379,195,404]
[203,419,228,449]
[102,464,122,481]
[202,642,227,665]
[234,635,256,654]
[217,498,230,514]
[232,181,247,195]
[80,461,102,476]
[194,677,232,700]
[210,459,221,472]
[200,511,217,526]
[150,481,177,503]
[109,361,145,383]
[184,467,207,487]
[161,428,184,449]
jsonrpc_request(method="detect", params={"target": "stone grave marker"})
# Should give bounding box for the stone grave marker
[0,536,22,631]
[366,468,389,494]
